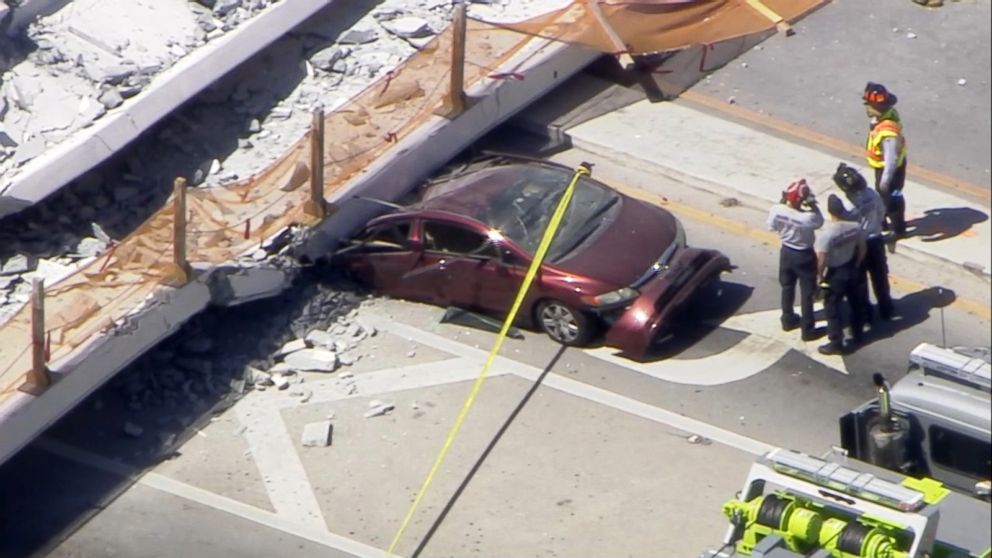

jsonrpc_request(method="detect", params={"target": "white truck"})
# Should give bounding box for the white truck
[839,343,990,498]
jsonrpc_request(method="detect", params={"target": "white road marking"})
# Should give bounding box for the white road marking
[585,334,784,386]
[373,316,774,456]
[236,393,329,531]
[36,309,795,555]
[269,358,515,411]
[585,309,850,386]
[720,309,849,375]
[35,438,396,558]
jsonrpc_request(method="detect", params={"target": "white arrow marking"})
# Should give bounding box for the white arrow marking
[585,334,783,386]
[720,309,849,375]
[586,309,849,386]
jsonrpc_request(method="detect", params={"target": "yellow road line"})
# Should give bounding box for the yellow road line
[678,90,992,202]
[610,181,992,321]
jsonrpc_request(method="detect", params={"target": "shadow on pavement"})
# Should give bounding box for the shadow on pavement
[410,345,567,558]
[861,286,957,347]
[642,279,754,361]
[0,273,358,558]
[907,207,988,243]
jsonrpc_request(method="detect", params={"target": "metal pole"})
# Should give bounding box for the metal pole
[447,0,467,115]
[307,107,326,218]
[938,288,947,347]
[25,277,51,393]
[173,177,190,279]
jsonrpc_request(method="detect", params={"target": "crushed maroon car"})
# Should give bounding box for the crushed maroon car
[333,158,731,358]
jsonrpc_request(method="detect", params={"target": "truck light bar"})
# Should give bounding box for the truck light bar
[766,449,926,512]
[909,343,992,392]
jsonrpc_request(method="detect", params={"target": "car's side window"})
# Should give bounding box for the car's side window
[423,221,494,257]
[364,222,410,248]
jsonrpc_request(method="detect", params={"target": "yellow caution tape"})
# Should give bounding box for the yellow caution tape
[387,163,592,555]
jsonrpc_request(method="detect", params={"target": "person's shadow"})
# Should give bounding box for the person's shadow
[862,286,957,345]
[907,207,988,242]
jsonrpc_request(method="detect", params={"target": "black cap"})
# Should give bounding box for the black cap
[827,193,847,217]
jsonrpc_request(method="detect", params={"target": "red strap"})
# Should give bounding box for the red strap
[488,72,525,81]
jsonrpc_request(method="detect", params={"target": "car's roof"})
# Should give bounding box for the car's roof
[416,163,582,214]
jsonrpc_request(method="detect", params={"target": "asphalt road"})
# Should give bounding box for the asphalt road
[1,136,988,557]
[691,0,992,189]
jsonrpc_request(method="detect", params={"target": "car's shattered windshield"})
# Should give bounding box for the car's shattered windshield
[472,165,620,262]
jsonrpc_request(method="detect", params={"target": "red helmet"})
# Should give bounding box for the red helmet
[863,82,897,109]
[784,179,811,206]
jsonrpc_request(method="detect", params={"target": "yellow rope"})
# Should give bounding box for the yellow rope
[387,163,592,555]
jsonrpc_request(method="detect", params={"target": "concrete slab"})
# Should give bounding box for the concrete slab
[567,100,991,276]
[0,0,336,218]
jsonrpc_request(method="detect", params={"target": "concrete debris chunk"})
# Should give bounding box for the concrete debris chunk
[310,46,350,71]
[78,97,108,122]
[0,130,16,148]
[1,254,38,276]
[364,401,395,418]
[275,338,307,357]
[338,28,378,45]
[86,62,137,85]
[301,420,333,447]
[98,87,125,110]
[74,237,107,258]
[91,222,113,245]
[304,329,336,350]
[284,348,338,372]
[246,366,273,386]
[272,373,291,390]
[213,0,242,17]
[382,16,433,39]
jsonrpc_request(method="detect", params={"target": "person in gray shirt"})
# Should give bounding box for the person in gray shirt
[815,194,867,355]
[833,163,895,323]
[767,179,824,339]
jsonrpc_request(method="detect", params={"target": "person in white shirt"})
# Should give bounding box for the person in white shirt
[767,179,824,340]
[815,195,868,355]
[833,163,895,323]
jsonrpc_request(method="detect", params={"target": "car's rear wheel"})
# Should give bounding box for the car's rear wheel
[537,300,593,346]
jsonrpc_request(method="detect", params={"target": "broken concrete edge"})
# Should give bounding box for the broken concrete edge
[0,262,296,466]
[298,40,603,262]
[0,0,336,219]
[0,36,600,468]
[1,0,71,37]
[0,274,210,466]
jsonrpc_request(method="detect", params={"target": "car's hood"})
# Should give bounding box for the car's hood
[553,197,679,288]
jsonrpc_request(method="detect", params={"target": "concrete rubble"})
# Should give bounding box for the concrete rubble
[0,0,560,326]
[301,420,333,447]
[1,0,571,463]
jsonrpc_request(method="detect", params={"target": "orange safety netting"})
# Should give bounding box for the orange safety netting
[0,0,825,401]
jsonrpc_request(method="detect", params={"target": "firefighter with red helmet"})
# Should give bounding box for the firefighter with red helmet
[863,82,909,244]
[767,179,824,340]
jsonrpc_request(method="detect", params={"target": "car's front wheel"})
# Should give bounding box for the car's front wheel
[537,300,594,346]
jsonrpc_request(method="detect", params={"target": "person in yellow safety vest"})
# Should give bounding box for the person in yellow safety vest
[863,82,909,246]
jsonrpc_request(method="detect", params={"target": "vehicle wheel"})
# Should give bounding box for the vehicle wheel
[536,300,593,346]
